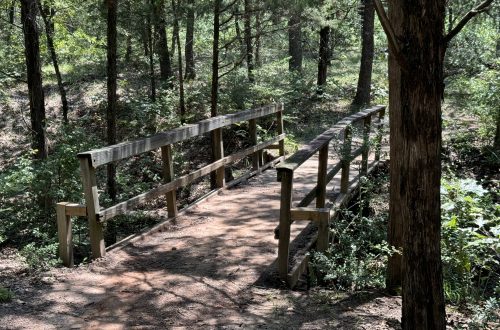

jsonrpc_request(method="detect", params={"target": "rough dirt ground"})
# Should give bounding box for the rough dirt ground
[0,138,411,330]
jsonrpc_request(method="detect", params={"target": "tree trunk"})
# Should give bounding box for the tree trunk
[9,1,15,24]
[148,15,156,102]
[387,0,446,328]
[172,0,186,122]
[352,0,375,107]
[125,1,132,62]
[184,0,196,80]
[254,7,261,67]
[316,26,330,94]
[20,0,47,160]
[288,12,302,72]
[494,109,500,151]
[154,0,173,83]
[243,0,254,82]
[107,0,118,202]
[38,2,69,123]
[210,0,221,189]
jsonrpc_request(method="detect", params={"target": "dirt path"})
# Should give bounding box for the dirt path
[0,137,405,329]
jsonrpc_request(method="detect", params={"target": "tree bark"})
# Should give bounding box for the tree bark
[254,7,261,67]
[154,0,173,83]
[38,2,69,123]
[184,0,196,80]
[387,0,446,328]
[20,0,47,160]
[288,12,302,72]
[107,0,118,201]
[243,0,254,82]
[210,0,221,189]
[352,0,375,107]
[147,13,156,102]
[316,26,330,93]
[172,0,186,122]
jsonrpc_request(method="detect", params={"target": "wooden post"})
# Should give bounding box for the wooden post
[249,118,260,170]
[56,203,73,267]
[212,128,225,188]
[316,144,328,208]
[340,126,352,193]
[361,116,371,175]
[278,169,293,281]
[79,156,105,259]
[161,145,178,218]
[316,211,330,252]
[375,108,385,161]
[277,104,285,157]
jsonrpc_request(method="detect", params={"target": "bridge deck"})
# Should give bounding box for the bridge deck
[2,140,387,328]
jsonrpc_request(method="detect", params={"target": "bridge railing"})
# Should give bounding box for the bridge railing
[56,103,285,267]
[275,105,386,287]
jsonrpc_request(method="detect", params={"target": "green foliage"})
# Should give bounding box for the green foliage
[310,174,393,291]
[0,287,13,303]
[441,176,500,304]
[20,242,60,271]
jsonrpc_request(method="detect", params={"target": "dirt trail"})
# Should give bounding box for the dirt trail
[0,138,403,329]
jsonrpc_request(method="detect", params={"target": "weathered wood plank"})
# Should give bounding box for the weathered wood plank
[277,105,285,157]
[64,203,87,217]
[340,127,352,194]
[316,145,328,208]
[316,212,330,252]
[276,106,385,172]
[79,157,105,259]
[278,170,293,281]
[56,203,73,267]
[99,134,286,222]
[161,145,178,218]
[361,116,371,175]
[290,207,330,222]
[79,103,282,167]
[249,118,259,170]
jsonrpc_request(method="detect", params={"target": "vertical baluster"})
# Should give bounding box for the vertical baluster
[161,145,178,217]
[361,116,372,175]
[249,118,260,170]
[316,144,328,208]
[340,126,352,193]
[278,169,293,281]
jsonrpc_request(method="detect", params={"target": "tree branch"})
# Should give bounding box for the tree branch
[443,0,495,44]
[373,0,400,55]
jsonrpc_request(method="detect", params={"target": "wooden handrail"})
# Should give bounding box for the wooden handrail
[79,103,284,167]
[275,105,386,287]
[57,103,286,264]
[276,105,385,173]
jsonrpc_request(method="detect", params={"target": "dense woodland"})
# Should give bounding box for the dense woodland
[0,0,499,328]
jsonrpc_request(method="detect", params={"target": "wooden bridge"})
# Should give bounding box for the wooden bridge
[57,103,386,289]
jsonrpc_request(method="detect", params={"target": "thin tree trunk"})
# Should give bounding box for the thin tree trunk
[9,1,15,24]
[184,0,196,80]
[210,0,221,189]
[38,2,69,123]
[125,1,132,62]
[316,26,330,93]
[243,0,254,82]
[352,0,375,107]
[254,7,261,67]
[172,0,185,122]
[20,0,47,160]
[147,12,156,102]
[154,0,173,83]
[107,0,118,202]
[494,109,500,151]
[288,12,302,72]
[387,0,446,328]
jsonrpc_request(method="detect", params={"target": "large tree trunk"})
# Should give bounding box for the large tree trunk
[243,0,254,82]
[38,3,69,123]
[387,0,446,328]
[107,0,118,202]
[172,0,186,122]
[20,0,47,160]
[154,0,173,83]
[288,12,302,72]
[184,0,196,80]
[352,0,375,107]
[316,26,330,94]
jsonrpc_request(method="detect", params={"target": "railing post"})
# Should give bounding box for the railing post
[56,202,73,267]
[361,116,372,175]
[249,118,260,170]
[316,144,328,208]
[278,169,293,282]
[211,128,225,188]
[79,156,105,259]
[340,126,352,193]
[277,103,285,158]
[316,211,330,252]
[375,108,385,162]
[161,145,178,218]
